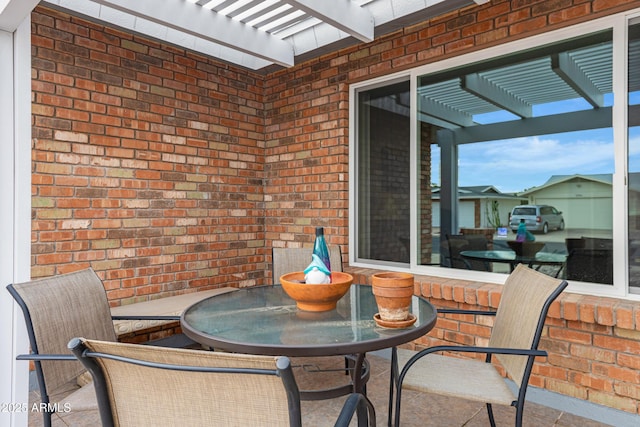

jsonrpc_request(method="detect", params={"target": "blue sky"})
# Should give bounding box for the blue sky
[430,95,640,194]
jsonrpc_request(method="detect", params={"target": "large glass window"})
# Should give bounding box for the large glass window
[420,32,614,284]
[353,19,640,295]
[356,81,411,263]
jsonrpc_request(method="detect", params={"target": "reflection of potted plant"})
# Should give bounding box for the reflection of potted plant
[486,200,508,238]
[485,200,502,229]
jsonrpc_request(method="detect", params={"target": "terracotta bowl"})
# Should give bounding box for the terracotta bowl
[280,271,353,312]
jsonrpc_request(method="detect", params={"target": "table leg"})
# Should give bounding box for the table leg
[349,353,374,427]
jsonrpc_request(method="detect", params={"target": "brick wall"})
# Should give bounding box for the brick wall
[31,7,267,303]
[30,0,640,415]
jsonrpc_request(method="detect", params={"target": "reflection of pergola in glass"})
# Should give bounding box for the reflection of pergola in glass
[416,35,624,240]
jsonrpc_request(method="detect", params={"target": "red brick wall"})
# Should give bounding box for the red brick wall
[31,6,266,303]
[30,0,640,414]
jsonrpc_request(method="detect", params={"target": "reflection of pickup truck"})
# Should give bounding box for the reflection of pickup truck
[509,205,565,234]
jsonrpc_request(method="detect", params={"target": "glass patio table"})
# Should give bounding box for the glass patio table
[460,249,567,273]
[181,284,437,401]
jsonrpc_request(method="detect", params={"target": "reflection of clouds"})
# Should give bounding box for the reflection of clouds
[429,131,640,192]
[459,133,615,193]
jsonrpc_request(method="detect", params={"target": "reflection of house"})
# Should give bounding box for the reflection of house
[519,174,613,230]
[433,174,624,231]
[432,186,524,229]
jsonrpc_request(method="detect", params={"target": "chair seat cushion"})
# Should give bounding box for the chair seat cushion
[396,349,516,406]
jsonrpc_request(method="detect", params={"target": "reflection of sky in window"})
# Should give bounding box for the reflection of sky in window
[473,110,518,125]
[472,94,614,125]
[430,128,616,194]
[534,98,595,116]
[430,91,622,193]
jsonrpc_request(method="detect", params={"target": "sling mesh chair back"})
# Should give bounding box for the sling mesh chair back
[394,264,567,427]
[445,234,491,271]
[7,268,118,427]
[69,337,375,427]
[7,268,194,427]
[272,246,343,284]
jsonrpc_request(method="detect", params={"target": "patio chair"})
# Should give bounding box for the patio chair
[445,234,491,271]
[69,337,376,427]
[272,245,343,285]
[565,237,613,284]
[7,268,197,427]
[392,264,567,427]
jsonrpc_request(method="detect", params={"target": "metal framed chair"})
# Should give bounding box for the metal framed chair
[392,264,567,427]
[565,237,613,284]
[7,268,196,427]
[445,234,491,271]
[69,337,376,427]
[272,245,343,284]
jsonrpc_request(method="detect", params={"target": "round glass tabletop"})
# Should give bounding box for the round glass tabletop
[181,284,437,357]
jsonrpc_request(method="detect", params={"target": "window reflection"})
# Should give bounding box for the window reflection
[356,81,411,263]
[420,33,614,283]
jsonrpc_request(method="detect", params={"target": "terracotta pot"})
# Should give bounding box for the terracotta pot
[371,272,414,322]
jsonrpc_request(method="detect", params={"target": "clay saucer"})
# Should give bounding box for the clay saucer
[373,313,417,329]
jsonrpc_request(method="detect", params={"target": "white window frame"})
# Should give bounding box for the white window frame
[349,7,640,300]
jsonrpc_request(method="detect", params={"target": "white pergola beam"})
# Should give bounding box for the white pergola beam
[0,0,40,31]
[284,0,374,42]
[90,0,294,66]
[552,52,605,108]
[463,73,533,118]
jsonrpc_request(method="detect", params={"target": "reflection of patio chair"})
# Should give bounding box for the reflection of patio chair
[69,337,376,427]
[393,264,567,427]
[445,234,491,271]
[565,238,613,284]
[272,246,342,284]
[7,268,197,427]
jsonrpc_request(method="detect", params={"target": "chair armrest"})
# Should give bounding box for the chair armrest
[436,308,497,316]
[401,345,547,371]
[334,393,376,427]
[16,353,76,361]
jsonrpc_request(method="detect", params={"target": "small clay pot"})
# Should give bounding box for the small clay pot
[371,272,414,322]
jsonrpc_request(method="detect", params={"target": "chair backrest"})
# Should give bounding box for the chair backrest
[489,264,567,387]
[70,338,302,427]
[7,268,117,394]
[272,246,343,284]
[565,237,613,284]
[445,234,489,271]
[566,248,614,284]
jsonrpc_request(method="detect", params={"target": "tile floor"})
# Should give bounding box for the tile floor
[28,353,612,427]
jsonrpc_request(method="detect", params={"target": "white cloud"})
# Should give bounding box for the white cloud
[458,130,615,193]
